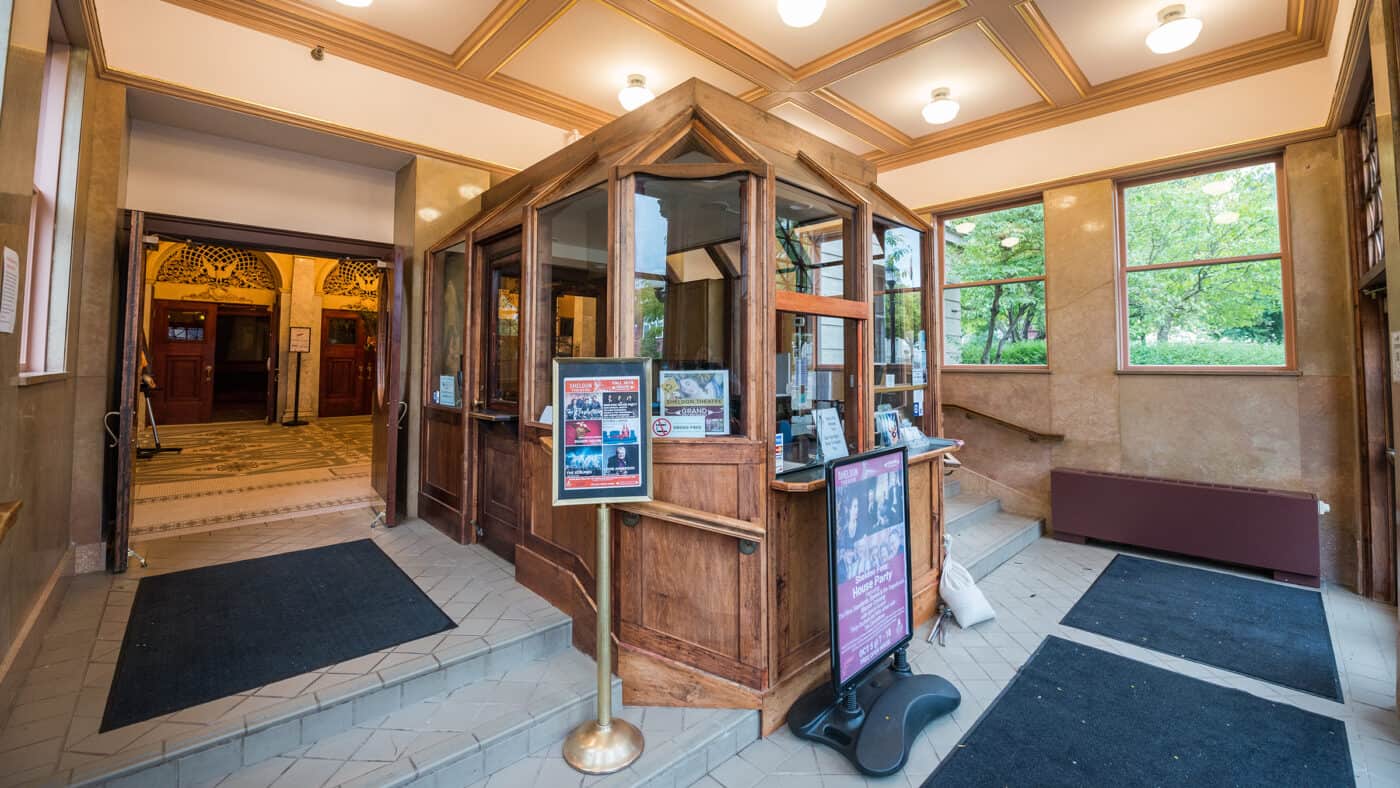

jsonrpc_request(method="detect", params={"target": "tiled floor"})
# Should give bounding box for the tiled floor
[134,417,372,485]
[701,538,1400,788]
[0,509,566,787]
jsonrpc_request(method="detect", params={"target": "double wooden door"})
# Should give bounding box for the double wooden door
[319,310,375,417]
[470,233,523,561]
[148,299,219,424]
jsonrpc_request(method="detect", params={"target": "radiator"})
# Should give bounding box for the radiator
[1051,468,1321,587]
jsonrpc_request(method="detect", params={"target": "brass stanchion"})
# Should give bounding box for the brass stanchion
[563,502,644,773]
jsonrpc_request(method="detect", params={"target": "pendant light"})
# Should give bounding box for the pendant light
[778,0,826,29]
[954,221,976,234]
[617,74,655,112]
[922,88,960,125]
[1146,4,1202,54]
[336,0,373,7]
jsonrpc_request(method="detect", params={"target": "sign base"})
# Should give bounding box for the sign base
[788,650,960,777]
[562,718,644,774]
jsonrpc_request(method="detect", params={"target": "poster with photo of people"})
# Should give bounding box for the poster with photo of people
[658,370,729,436]
[553,358,653,505]
[826,447,912,690]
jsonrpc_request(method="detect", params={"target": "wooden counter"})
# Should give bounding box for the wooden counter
[769,438,961,493]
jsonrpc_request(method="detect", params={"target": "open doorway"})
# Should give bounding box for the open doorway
[148,299,276,424]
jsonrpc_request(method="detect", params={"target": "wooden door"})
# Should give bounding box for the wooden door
[109,211,146,573]
[471,233,522,561]
[319,310,368,417]
[149,299,218,424]
[372,252,406,524]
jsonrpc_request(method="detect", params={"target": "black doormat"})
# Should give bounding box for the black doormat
[921,636,1353,787]
[1061,554,1342,700]
[101,539,456,732]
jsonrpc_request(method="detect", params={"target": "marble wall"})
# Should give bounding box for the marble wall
[941,136,1362,587]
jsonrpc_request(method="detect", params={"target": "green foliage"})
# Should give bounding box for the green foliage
[1129,341,1285,366]
[1125,163,1280,265]
[948,281,1047,364]
[944,204,1045,283]
[943,204,1048,365]
[960,339,1046,365]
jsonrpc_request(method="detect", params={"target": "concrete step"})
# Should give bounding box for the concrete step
[68,619,573,788]
[590,708,760,788]
[947,510,1044,583]
[944,492,1001,535]
[943,477,962,499]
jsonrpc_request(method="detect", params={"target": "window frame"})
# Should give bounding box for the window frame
[1115,157,1297,374]
[937,197,1050,371]
[872,215,935,440]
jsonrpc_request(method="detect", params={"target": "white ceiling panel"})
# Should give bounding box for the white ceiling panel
[500,0,755,115]
[685,0,936,68]
[296,0,499,54]
[768,102,876,155]
[830,24,1045,138]
[1036,0,1289,85]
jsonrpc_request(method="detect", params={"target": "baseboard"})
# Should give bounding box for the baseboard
[0,545,74,728]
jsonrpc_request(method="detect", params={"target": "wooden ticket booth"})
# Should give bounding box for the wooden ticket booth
[418,79,956,733]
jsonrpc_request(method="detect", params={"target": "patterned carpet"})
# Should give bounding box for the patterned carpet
[133,417,380,539]
[134,417,372,485]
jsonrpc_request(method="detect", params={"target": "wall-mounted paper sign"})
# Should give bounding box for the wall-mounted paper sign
[439,375,457,407]
[658,370,729,436]
[289,326,312,353]
[814,407,848,461]
[0,247,19,335]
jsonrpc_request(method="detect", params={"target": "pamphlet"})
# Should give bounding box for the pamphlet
[0,247,17,334]
[439,375,456,407]
[814,407,848,460]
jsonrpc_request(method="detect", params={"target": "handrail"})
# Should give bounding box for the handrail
[611,500,764,543]
[944,403,1065,443]
[0,500,21,548]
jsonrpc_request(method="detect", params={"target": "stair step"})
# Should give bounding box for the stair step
[944,492,1001,534]
[948,511,1044,582]
[943,478,962,498]
[67,620,573,788]
[591,708,760,788]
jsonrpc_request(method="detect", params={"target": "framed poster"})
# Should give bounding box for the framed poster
[289,326,312,353]
[825,446,913,693]
[658,370,729,436]
[552,357,653,506]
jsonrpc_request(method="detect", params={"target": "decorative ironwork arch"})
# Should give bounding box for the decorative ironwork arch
[321,259,381,298]
[156,244,279,291]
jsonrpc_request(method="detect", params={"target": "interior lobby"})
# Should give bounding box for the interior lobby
[0,0,1398,786]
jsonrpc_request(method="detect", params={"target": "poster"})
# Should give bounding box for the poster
[827,448,912,690]
[0,247,18,334]
[658,370,729,436]
[553,358,653,505]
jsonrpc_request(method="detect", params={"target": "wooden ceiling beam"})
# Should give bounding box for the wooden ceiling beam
[600,0,796,90]
[792,6,977,92]
[461,0,577,78]
[976,0,1082,106]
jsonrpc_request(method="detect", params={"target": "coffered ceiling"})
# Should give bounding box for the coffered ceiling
[156,0,1338,171]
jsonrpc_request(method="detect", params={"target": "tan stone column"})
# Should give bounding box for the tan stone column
[283,255,320,421]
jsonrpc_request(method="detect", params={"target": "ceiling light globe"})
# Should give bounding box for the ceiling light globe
[778,0,826,28]
[954,221,976,234]
[1213,211,1240,225]
[1201,180,1233,196]
[335,0,373,7]
[1000,236,1022,249]
[1146,5,1202,54]
[618,74,655,111]
[922,88,960,125]
[417,207,442,222]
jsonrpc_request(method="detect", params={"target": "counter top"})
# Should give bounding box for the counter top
[770,438,962,493]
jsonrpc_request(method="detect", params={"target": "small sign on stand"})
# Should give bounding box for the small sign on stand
[553,358,651,774]
[283,327,312,427]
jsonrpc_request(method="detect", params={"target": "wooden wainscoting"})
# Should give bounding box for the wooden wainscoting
[419,404,465,541]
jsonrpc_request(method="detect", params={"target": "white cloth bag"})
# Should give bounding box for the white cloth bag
[940,559,996,628]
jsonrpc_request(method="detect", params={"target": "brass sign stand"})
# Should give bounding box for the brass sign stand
[562,502,644,773]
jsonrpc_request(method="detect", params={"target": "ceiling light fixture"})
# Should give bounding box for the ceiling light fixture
[1146,4,1202,54]
[1213,211,1240,225]
[458,184,484,200]
[778,0,826,28]
[1202,179,1233,196]
[1000,236,1022,249]
[617,74,655,112]
[954,221,976,234]
[336,0,373,7]
[922,87,960,125]
[418,207,442,222]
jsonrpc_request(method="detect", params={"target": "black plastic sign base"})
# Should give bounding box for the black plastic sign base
[788,656,960,777]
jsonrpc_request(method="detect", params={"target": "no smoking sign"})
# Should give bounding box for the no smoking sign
[651,417,673,438]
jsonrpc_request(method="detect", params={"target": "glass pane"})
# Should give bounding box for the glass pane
[635,174,746,437]
[326,317,357,345]
[943,281,1047,365]
[493,272,521,403]
[536,185,608,421]
[875,391,926,447]
[1124,163,1281,266]
[430,243,466,407]
[775,181,854,298]
[1126,260,1286,366]
[873,220,927,390]
[166,309,207,342]
[776,312,857,472]
[943,203,1045,284]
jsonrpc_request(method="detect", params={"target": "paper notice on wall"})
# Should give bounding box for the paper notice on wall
[0,247,18,334]
[1392,332,1400,382]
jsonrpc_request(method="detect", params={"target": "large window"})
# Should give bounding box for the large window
[777,312,858,471]
[427,242,466,408]
[941,202,1047,366]
[1120,161,1290,368]
[634,174,745,437]
[19,40,72,375]
[873,218,929,445]
[534,184,608,422]
[775,182,855,299]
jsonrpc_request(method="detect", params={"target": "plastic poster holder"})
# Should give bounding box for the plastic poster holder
[787,446,960,776]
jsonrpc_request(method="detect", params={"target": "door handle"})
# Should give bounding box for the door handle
[398,401,408,428]
[204,365,213,383]
[104,411,120,448]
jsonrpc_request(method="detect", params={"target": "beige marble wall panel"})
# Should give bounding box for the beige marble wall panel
[1299,374,1362,586]
[942,372,1053,432]
[1286,138,1357,378]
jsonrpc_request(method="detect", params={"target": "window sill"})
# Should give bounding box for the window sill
[12,371,70,387]
[1115,367,1301,377]
[944,366,1051,374]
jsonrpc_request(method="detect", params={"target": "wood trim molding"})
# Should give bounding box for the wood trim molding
[0,501,20,548]
[451,0,531,68]
[1014,1,1089,98]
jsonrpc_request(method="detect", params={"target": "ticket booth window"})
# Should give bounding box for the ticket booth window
[777,312,859,471]
[872,219,929,444]
[428,242,467,408]
[775,182,855,299]
[533,184,608,422]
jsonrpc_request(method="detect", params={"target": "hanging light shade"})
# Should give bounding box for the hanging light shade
[922,87,960,125]
[1000,236,1022,249]
[1201,179,1233,196]
[1213,211,1240,225]
[336,0,373,7]
[617,74,655,112]
[954,221,976,234]
[1146,4,1202,54]
[778,0,826,28]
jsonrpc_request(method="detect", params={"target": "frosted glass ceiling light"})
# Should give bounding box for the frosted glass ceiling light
[418,207,442,222]
[954,221,976,234]
[618,74,655,111]
[778,0,826,28]
[336,0,373,7]
[458,184,484,200]
[1000,236,1022,249]
[1213,211,1240,225]
[922,87,960,125]
[1146,4,1202,54]
[1202,179,1233,196]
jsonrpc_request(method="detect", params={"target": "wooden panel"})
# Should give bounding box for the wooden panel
[422,406,464,510]
[770,490,831,681]
[638,519,740,657]
[620,644,762,709]
[654,464,739,519]
[477,420,521,561]
[524,432,596,582]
